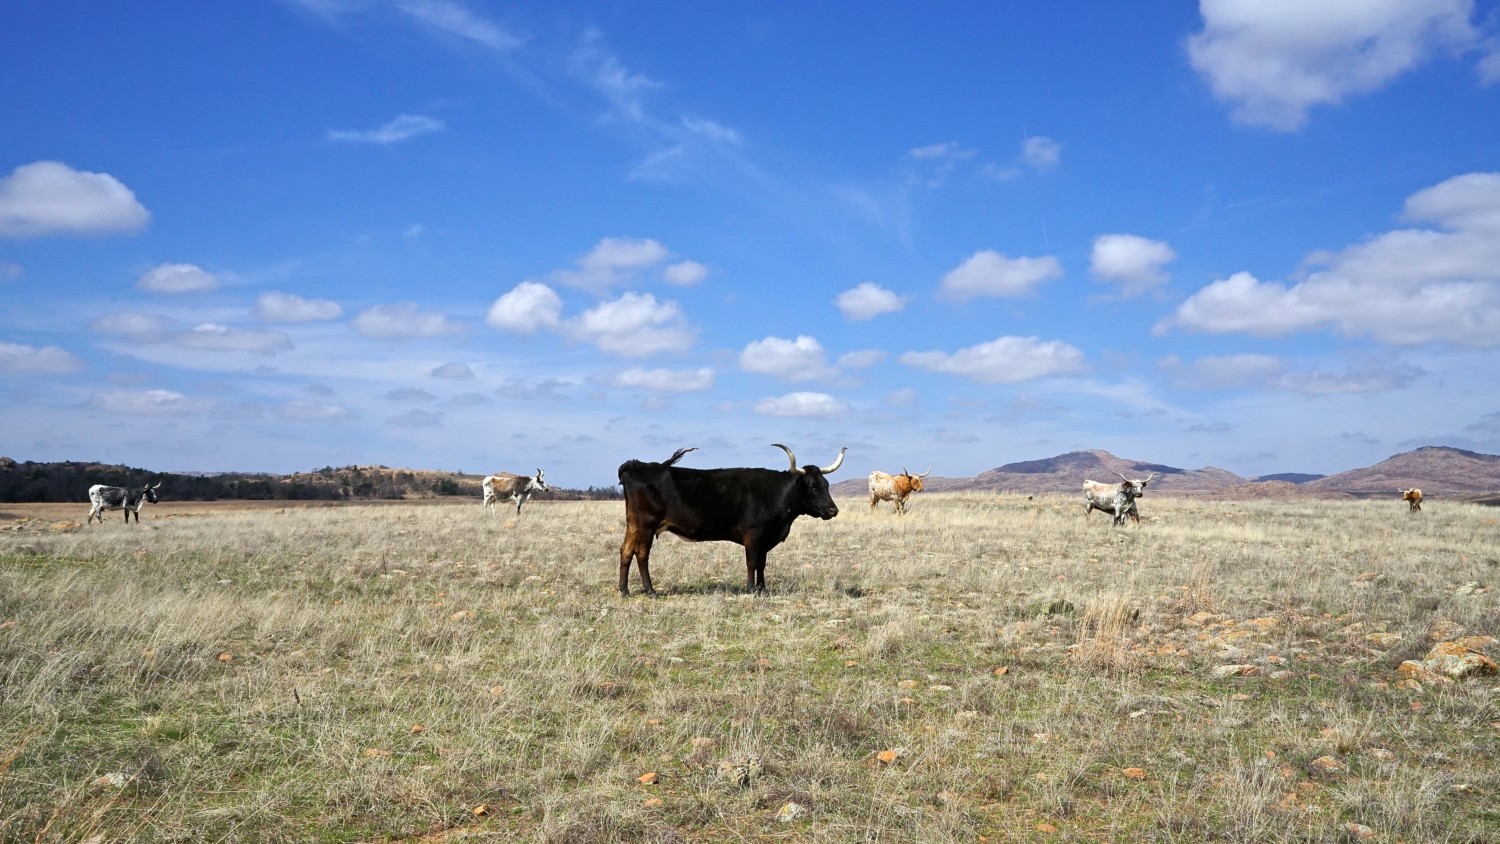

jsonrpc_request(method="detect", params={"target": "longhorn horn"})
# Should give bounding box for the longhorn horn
[772,443,804,475]
[1114,471,1130,483]
[918,466,931,478]
[819,447,847,474]
[1143,472,1156,484]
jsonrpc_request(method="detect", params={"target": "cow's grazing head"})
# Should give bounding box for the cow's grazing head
[773,443,844,520]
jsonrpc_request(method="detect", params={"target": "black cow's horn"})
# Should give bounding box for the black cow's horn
[772,443,803,475]
[820,447,846,474]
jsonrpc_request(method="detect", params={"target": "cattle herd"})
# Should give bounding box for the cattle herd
[81,452,1433,595]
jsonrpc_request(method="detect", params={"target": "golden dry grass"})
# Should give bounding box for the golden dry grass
[1,494,1497,842]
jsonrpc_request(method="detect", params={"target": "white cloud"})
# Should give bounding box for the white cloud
[1090,234,1176,295]
[0,341,84,374]
[908,141,975,162]
[88,312,177,342]
[487,281,564,332]
[89,388,207,416]
[0,161,150,237]
[739,335,835,381]
[1158,353,1286,389]
[900,335,1087,383]
[353,303,458,340]
[138,263,218,294]
[328,113,446,144]
[255,291,343,323]
[431,362,475,380]
[273,400,352,422]
[386,386,438,402]
[175,324,293,355]
[663,260,708,285]
[1278,361,1424,395]
[938,249,1063,301]
[837,349,886,369]
[1187,0,1482,131]
[614,366,715,392]
[1161,172,1500,346]
[556,237,671,292]
[572,292,695,357]
[396,1,520,51]
[386,408,444,428]
[754,391,849,418]
[1021,136,1061,171]
[836,282,907,320]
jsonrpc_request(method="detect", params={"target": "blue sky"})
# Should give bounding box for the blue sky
[3,1,1500,488]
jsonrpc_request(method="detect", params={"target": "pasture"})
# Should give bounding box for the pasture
[0,494,1496,842]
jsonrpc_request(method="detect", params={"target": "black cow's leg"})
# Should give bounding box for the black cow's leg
[619,530,657,596]
[744,547,768,594]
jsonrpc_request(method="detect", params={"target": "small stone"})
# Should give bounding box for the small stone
[1212,664,1260,678]
[410,723,424,734]
[1308,755,1346,777]
[876,749,900,764]
[776,801,805,822]
[644,797,664,808]
[1422,641,1498,678]
[637,771,658,784]
[471,804,489,816]
[1344,822,1375,840]
[1122,767,1146,780]
[92,772,128,788]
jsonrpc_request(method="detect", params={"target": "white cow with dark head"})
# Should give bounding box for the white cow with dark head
[482,469,549,515]
[1083,471,1156,526]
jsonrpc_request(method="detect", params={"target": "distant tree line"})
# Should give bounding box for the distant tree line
[0,457,622,503]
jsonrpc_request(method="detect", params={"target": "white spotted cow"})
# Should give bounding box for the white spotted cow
[868,467,931,514]
[482,469,549,515]
[87,482,161,525]
[1083,472,1156,526]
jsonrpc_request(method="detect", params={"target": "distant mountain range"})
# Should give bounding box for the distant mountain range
[831,446,1500,500]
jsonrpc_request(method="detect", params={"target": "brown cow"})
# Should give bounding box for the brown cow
[1399,487,1423,512]
[868,467,931,514]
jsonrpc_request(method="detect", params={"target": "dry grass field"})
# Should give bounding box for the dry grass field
[1,494,1497,842]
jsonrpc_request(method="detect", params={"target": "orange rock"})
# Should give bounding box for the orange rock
[471,804,488,816]
[410,723,425,734]
[993,665,1009,676]
[637,771,658,784]
[644,797,664,808]
[217,652,233,662]
[876,749,900,764]
[1035,822,1058,833]
[1122,767,1146,780]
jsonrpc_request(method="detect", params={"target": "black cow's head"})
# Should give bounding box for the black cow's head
[143,482,161,504]
[773,444,845,520]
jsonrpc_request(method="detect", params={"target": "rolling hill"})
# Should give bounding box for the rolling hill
[832,446,1500,501]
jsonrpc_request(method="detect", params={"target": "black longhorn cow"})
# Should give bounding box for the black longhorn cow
[617,443,846,596]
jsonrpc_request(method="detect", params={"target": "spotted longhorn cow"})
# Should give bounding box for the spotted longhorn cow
[868,467,931,514]
[1083,471,1157,526]
[87,482,160,525]
[482,469,549,515]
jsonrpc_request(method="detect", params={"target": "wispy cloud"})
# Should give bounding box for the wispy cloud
[328,113,446,144]
[396,0,520,51]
